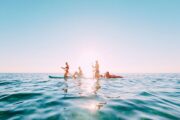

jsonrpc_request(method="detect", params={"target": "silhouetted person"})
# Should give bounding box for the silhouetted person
[61,62,69,78]
[104,71,110,78]
[104,71,123,78]
[93,60,100,79]
[78,67,83,77]
[73,66,83,79]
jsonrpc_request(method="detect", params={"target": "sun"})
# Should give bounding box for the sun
[76,49,103,77]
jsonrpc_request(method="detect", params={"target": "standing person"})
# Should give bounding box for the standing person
[93,60,100,79]
[61,62,69,78]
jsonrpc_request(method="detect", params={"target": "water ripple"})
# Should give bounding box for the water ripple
[0,73,180,120]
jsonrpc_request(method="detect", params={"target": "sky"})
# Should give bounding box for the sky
[0,0,180,74]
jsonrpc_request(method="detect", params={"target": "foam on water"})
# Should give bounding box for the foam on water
[0,73,180,120]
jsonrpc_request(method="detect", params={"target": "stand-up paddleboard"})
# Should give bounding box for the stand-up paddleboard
[49,75,72,79]
[48,75,123,79]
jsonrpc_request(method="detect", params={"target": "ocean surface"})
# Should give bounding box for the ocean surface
[0,73,179,120]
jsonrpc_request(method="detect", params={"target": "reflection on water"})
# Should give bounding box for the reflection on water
[80,100,107,112]
[74,78,101,96]
[62,80,68,95]
[68,78,105,112]
[0,73,180,120]
[62,78,106,112]
[94,80,101,95]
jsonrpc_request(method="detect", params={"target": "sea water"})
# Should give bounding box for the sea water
[0,73,179,120]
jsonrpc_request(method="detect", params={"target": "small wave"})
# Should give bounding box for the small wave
[0,108,37,120]
[139,91,153,96]
[0,93,42,103]
[0,81,12,86]
[61,95,98,100]
[108,98,180,120]
[0,109,25,120]
[0,80,21,86]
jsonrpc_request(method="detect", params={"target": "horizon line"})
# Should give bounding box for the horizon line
[0,72,179,74]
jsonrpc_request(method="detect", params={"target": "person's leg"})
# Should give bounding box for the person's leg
[95,71,100,79]
[64,72,68,78]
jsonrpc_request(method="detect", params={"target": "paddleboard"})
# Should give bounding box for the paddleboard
[49,75,123,79]
[48,76,72,79]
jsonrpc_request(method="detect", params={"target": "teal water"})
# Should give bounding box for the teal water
[0,73,180,120]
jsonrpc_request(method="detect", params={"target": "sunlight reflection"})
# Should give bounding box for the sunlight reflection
[80,79,100,95]
[82,79,96,94]
[80,101,106,112]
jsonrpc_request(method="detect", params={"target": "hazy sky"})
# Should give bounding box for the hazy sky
[0,0,180,73]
